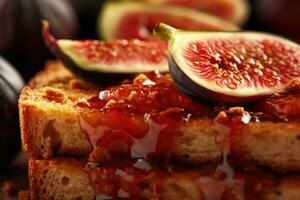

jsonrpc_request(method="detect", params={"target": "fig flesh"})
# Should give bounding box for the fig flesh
[42,21,168,83]
[155,23,300,104]
[98,1,239,40]
[136,0,250,25]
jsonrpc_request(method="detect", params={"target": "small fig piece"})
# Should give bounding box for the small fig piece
[155,23,300,104]
[98,1,239,40]
[42,21,169,83]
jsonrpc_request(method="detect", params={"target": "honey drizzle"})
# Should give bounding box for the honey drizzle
[80,115,167,159]
[198,108,252,200]
[78,72,211,198]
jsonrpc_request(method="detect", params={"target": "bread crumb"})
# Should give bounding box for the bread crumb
[227,107,245,115]
[128,91,137,101]
[215,111,228,121]
[159,107,184,118]
[106,99,117,107]
[18,191,29,200]
[43,87,65,103]
[133,74,149,85]
[76,98,91,107]
[69,79,83,89]
[1,181,16,196]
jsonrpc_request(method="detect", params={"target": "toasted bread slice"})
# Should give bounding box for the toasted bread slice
[19,61,300,171]
[26,158,300,200]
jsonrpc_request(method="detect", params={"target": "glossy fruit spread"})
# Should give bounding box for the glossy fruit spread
[79,72,211,163]
[77,71,300,199]
[85,159,285,200]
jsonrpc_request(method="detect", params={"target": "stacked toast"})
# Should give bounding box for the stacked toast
[19,61,300,200]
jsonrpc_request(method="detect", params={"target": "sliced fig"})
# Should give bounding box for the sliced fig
[42,21,168,83]
[98,1,239,40]
[154,23,300,104]
[136,0,250,25]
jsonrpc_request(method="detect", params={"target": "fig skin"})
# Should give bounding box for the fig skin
[0,0,78,81]
[0,56,24,166]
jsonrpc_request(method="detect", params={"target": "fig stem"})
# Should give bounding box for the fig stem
[154,23,177,41]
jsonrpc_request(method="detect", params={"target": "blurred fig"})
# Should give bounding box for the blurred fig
[0,56,24,167]
[255,0,300,43]
[0,0,79,81]
[129,0,250,25]
[0,0,19,51]
[99,1,238,40]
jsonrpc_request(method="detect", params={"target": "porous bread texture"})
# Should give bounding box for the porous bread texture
[19,61,300,172]
[177,119,300,172]
[29,159,94,200]
[240,122,300,171]
[19,61,97,158]
[27,158,300,200]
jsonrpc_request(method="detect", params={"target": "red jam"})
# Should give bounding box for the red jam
[80,72,212,163]
[200,107,253,200]
[253,92,300,121]
[85,160,284,200]
[77,71,300,199]
[86,161,166,200]
[248,80,300,121]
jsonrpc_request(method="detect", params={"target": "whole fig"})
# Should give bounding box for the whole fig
[254,0,300,43]
[0,0,79,81]
[0,56,24,167]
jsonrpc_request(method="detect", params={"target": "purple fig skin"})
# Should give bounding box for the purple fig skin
[168,55,268,105]
[0,0,79,81]
[42,21,132,84]
[0,56,24,166]
[0,0,18,51]
[0,56,24,93]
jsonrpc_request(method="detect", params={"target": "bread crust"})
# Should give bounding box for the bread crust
[19,61,300,172]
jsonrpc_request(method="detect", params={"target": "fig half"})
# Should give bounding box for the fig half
[137,0,250,25]
[98,1,239,40]
[42,21,168,83]
[155,23,300,104]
